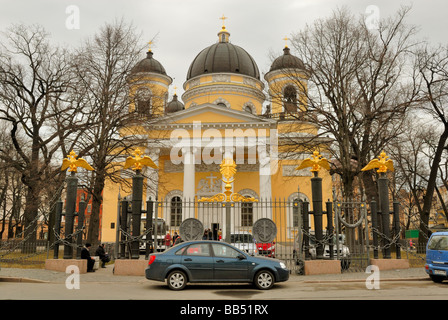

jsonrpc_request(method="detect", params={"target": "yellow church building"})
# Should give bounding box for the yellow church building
[100,20,333,244]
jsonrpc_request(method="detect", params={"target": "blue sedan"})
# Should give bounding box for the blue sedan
[145,240,289,290]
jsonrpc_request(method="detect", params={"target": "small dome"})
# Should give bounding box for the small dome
[166,94,184,113]
[131,51,167,75]
[269,47,305,72]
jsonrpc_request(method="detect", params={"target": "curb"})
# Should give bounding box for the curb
[0,276,49,283]
[302,277,429,283]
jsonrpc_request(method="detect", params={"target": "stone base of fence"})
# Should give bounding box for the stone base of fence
[44,259,87,273]
[113,259,147,276]
[370,258,410,270]
[304,260,341,275]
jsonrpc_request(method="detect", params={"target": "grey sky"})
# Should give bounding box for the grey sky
[1,0,447,99]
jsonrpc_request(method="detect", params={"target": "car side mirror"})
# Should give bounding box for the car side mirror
[237,254,246,260]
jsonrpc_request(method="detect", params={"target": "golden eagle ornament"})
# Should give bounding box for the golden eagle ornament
[362,151,394,173]
[124,148,158,171]
[61,150,94,172]
[296,150,331,172]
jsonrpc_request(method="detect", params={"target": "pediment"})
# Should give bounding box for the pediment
[152,103,276,127]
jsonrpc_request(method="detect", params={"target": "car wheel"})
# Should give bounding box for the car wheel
[254,270,275,290]
[167,270,187,290]
[430,275,445,283]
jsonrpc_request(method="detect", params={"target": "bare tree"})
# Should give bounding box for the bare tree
[413,44,448,245]
[283,6,418,201]
[72,19,156,246]
[0,24,87,250]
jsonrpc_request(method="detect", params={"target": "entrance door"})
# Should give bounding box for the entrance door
[212,223,219,240]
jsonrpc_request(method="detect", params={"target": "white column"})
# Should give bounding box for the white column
[259,147,272,220]
[182,148,195,219]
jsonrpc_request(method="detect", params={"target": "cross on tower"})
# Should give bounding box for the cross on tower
[283,36,290,48]
[148,40,153,52]
[219,14,228,28]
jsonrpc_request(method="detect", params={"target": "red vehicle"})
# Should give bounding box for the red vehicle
[256,241,275,258]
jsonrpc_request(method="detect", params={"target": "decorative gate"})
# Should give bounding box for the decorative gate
[333,198,370,271]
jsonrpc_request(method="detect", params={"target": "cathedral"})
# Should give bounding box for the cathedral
[100,19,333,243]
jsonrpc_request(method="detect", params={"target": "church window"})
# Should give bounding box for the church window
[217,102,227,108]
[136,88,151,115]
[170,196,182,227]
[241,198,253,227]
[244,105,253,113]
[283,85,298,113]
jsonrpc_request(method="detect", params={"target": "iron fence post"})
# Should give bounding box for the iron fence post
[120,200,128,259]
[76,195,86,259]
[393,200,401,259]
[53,198,63,259]
[370,198,379,259]
[311,172,324,259]
[378,173,391,259]
[131,170,143,259]
[63,172,77,259]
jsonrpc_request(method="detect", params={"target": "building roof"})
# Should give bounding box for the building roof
[131,51,167,75]
[269,47,305,72]
[186,26,260,81]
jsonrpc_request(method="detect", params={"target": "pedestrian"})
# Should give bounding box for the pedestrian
[81,243,95,272]
[174,234,182,245]
[207,228,213,240]
[164,231,172,248]
[202,229,208,240]
[95,243,109,268]
[173,232,179,244]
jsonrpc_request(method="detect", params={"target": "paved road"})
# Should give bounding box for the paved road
[1,265,444,300]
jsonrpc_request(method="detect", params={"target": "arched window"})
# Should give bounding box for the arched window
[283,85,297,113]
[136,88,151,115]
[241,197,254,227]
[244,105,253,113]
[217,102,227,108]
[170,196,182,227]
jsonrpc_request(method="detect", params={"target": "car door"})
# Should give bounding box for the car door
[211,243,250,281]
[181,243,214,281]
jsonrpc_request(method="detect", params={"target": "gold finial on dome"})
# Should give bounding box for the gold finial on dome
[148,40,153,52]
[283,36,290,48]
[218,14,230,43]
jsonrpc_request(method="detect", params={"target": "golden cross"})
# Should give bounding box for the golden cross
[148,40,153,52]
[283,36,290,48]
[219,14,228,28]
[173,85,177,94]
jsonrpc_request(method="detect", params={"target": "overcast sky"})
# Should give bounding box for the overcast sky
[1,0,447,99]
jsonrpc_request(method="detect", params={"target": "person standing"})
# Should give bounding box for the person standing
[164,232,172,248]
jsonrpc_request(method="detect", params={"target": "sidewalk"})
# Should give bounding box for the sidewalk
[0,264,429,284]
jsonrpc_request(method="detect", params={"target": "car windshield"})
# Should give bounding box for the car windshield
[231,234,254,243]
[428,235,448,251]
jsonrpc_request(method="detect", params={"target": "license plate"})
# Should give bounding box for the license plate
[434,270,446,276]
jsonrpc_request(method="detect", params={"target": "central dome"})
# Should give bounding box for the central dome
[186,27,260,81]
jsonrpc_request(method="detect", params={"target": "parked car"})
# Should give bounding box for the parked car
[230,232,257,256]
[145,240,289,290]
[425,231,448,283]
[307,234,351,270]
[256,241,276,258]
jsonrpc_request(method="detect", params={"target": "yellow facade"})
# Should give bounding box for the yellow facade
[101,24,333,243]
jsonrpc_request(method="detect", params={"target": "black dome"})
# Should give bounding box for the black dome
[187,42,260,80]
[131,51,167,75]
[166,94,184,113]
[269,47,305,72]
